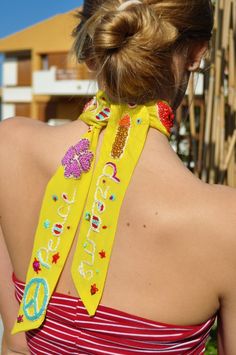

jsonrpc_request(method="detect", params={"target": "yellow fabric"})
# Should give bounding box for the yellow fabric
[12,90,172,334]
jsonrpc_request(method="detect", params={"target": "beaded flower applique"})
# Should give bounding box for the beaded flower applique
[62,138,94,179]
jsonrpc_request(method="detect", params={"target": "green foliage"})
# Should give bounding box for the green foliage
[205,322,217,354]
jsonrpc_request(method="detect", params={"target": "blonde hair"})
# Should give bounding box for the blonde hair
[73,0,213,104]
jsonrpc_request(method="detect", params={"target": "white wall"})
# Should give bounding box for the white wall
[2,87,32,103]
[1,104,15,120]
[33,67,98,96]
[2,57,18,86]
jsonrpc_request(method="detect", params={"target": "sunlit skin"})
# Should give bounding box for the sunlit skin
[0,40,236,355]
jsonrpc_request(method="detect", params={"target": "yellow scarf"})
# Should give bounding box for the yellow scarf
[12,90,174,334]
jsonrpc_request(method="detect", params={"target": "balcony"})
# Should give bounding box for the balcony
[33,67,98,96]
[2,87,32,102]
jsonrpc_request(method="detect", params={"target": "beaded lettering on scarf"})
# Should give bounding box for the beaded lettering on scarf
[12,91,174,332]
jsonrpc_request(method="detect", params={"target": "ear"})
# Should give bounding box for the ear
[186,41,209,72]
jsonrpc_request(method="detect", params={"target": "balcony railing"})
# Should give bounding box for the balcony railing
[2,87,32,102]
[56,69,79,81]
[33,67,98,96]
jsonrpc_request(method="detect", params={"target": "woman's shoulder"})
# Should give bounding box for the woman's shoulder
[0,117,88,222]
[196,182,236,280]
[0,116,50,169]
[0,117,45,190]
[209,183,236,248]
[0,116,88,179]
[192,182,236,243]
[206,183,236,232]
[156,170,236,269]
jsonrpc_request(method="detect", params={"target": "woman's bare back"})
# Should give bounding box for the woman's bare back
[1,116,236,331]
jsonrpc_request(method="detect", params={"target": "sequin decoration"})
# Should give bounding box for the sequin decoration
[33,258,41,274]
[128,103,137,109]
[62,138,94,179]
[17,315,24,323]
[90,284,99,295]
[91,215,101,231]
[96,108,111,122]
[52,253,60,264]
[85,212,91,221]
[157,101,175,133]
[52,195,58,202]
[111,114,131,159]
[52,223,64,236]
[62,193,68,201]
[43,220,50,229]
[136,118,142,125]
[99,250,106,259]
[83,97,97,112]
[109,194,116,201]
[96,201,105,213]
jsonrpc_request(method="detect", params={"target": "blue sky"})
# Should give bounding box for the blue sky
[0,0,83,84]
[0,1,83,39]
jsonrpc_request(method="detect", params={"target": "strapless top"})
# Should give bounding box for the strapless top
[13,273,216,355]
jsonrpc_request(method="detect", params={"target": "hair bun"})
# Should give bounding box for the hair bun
[91,5,178,103]
[93,5,178,56]
[73,0,213,104]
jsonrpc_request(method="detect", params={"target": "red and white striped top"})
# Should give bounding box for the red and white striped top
[13,274,216,355]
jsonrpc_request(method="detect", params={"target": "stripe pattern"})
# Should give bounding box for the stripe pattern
[13,274,216,355]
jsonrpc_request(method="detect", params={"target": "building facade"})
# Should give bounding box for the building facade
[0,9,97,123]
